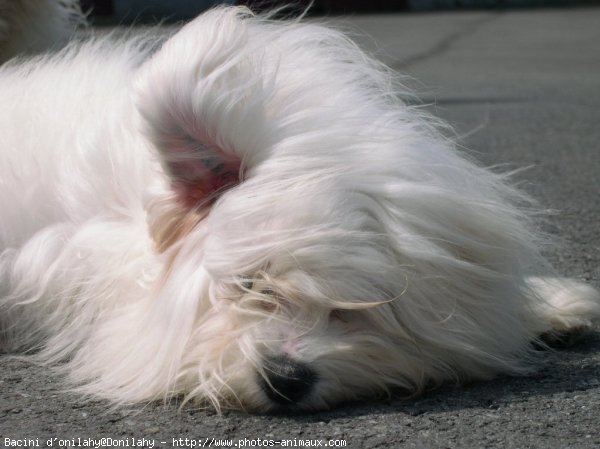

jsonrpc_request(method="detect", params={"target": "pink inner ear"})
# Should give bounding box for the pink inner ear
[167,144,242,209]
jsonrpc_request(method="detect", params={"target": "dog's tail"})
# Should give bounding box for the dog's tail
[526,276,600,343]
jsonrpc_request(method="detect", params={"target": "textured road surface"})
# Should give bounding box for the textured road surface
[2,7,600,449]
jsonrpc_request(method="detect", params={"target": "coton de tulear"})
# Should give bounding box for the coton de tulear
[1,5,599,412]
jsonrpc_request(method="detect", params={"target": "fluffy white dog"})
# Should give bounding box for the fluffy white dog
[0,5,599,412]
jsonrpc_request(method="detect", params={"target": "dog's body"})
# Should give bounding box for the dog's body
[1,6,599,412]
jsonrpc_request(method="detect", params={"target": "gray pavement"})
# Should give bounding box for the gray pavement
[2,7,600,449]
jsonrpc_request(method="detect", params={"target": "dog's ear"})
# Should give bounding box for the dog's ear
[147,125,243,210]
[135,79,244,210]
[134,7,265,210]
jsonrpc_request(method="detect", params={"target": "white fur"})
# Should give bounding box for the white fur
[0,6,599,412]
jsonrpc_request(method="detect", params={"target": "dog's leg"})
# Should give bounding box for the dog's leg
[526,276,600,344]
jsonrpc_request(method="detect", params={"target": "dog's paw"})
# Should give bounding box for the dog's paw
[527,276,600,337]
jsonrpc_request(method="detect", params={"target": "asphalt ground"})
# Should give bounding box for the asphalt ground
[2,7,600,449]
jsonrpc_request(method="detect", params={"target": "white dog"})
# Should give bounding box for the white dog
[0,5,599,412]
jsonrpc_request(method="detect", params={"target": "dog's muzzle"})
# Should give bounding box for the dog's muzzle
[258,355,317,405]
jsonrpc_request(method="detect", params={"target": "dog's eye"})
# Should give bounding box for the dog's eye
[329,309,347,323]
[260,288,275,297]
[240,278,253,290]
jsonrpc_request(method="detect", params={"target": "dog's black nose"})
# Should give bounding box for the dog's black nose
[259,356,317,405]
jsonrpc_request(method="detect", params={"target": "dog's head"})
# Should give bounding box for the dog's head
[144,182,426,412]
[123,7,436,412]
[118,7,536,412]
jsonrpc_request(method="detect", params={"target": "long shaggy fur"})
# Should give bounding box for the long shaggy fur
[1,6,599,412]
